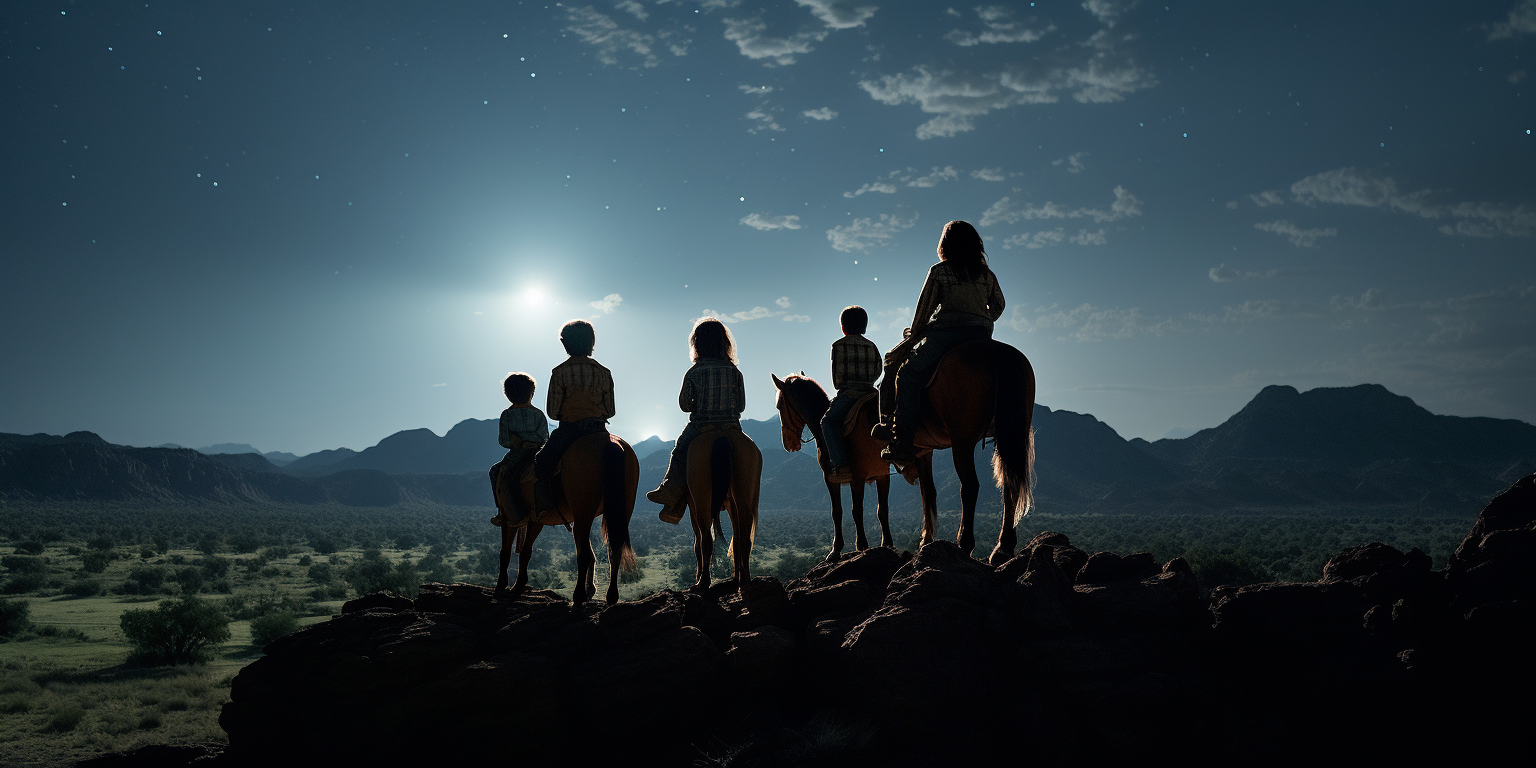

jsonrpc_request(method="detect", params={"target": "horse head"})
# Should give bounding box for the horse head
[770,373,804,453]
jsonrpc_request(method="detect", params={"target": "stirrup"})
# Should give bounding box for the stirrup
[869,422,894,442]
[881,442,918,464]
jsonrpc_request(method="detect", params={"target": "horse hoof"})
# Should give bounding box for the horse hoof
[823,550,842,564]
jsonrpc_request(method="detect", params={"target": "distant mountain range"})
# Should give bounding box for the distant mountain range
[3,384,1532,514]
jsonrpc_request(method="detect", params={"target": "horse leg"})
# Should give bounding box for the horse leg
[496,521,513,593]
[953,442,980,556]
[732,502,752,593]
[850,480,869,551]
[572,518,595,605]
[988,482,1020,566]
[875,475,893,548]
[511,524,541,597]
[825,481,845,563]
[918,453,937,548]
[691,506,713,592]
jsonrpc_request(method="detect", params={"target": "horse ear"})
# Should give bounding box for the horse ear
[770,373,784,389]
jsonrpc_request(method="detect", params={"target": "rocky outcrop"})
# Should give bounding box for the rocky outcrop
[216,474,1536,767]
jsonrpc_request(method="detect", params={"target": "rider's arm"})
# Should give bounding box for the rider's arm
[546,369,566,422]
[678,369,697,413]
[600,366,616,420]
[910,267,942,335]
[987,273,1005,321]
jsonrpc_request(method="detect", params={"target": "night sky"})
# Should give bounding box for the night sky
[4,1,1533,456]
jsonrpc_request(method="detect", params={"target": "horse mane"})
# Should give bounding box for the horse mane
[782,375,830,428]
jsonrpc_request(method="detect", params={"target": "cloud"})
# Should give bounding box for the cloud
[1010,302,1176,341]
[1248,190,1286,207]
[803,107,838,120]
[945,5,1055,46]
[971,167,1006,181]
[589,293,624,313]
[702,300,807,323]
[1002,228,1108,249]
[744,107,785,132]
[615,0,648,21]
[1052,152,1088,173]
[1208,264,1286,283]
[843,181,899,198]
[783,314,812,322]
[826,211,919,252]
[740,213,802,230]
[1288,167,1534,238]
[981,185,1142,227]
[1254,220,1338,248]
[776,296,793,308]
[1081,0,1138,28]
[861,34,1155,138]
[567,6,661,67]
[1488,0,1536,39]
[907,166,960,187]
[794,0,878,30]
[722,16,828,65]
[431,382,448,387]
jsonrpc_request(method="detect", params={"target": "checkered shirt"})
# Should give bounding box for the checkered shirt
[680,358,746,423]
[546,356,616,423]
[499,404,549,449]
[911,261,1005,333]
[831,334,881,394]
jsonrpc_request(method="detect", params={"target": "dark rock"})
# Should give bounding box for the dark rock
[1076,551,1158,585]
[341,591,413,615]
[790,578,873,619]
[75,743,222,767]
[726,625,797,684]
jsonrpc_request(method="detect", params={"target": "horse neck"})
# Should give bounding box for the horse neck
[790,382,830,436]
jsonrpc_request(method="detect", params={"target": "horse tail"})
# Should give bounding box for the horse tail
[990,342,1037,525]
[513,523,526,554]
[710,435,731,545]
[599,438,637,574]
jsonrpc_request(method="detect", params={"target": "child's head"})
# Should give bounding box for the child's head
[559,320,596,356]
[839,306,868,335]
[690,317,737,364]
[503,372,536,405]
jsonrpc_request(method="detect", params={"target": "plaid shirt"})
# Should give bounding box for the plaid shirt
[680,357,745,423]
[911,261,1005,334]
[498,404,549,449]
[831,334,881,394]
[547,356,615,423]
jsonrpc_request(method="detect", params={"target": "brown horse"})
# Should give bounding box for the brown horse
[899,339,1036,564]
[679,426,762,594]
[493,432,639,605]
[771,373,894,561]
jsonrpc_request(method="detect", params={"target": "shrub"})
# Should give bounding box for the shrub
[307,563,334,583]
[311,537,338,555]
[81,550,111,574]
[297,555,312,567]
[1,555,47,574]
[121,565,167,595]
[1,574,47,594]
[345,550,421,598]
[119,596,231,664]
[87,535,116,551]
[173,566,205,595]
[250,611,300,647]
[46,702,85,732]
[0,597,32,637]
[200,556,230,579]
[14,540,45,556]
[63,578,103,597]
[229,533,260,554]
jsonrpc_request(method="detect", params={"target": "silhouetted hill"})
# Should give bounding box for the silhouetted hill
[7,384,1533,514]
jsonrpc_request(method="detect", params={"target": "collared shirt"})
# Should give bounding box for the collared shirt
[680,357,745,423]
[911,261,1005,334]
[547,356,616,423]
[831,334,881,394]
[498,404,549,449]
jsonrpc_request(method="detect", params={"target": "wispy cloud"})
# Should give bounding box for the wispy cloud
[1052,152,1088,173]
[740,213,802,230]
[722,16,828,65]
[907,166,960,187]
[1208,264,1283,283]
[843,166,962,197]
[589,293,624,313]
[826,211,919,252]
[615,0,648,21]
[971,167,1006,182]
[567,6,663,67]
[945,5,1055,46]
[783,314,812,322]
[702,297,806,323]
[1488,0,1536,40]
[843,179,899,198]
[1001,227,1108,249]
[795,0,878,30]
[981,186,1142,227]
[860,30,1155,138]
[1287,167,1534,238]
[1011,302,1176,341]
[1254,220,1338,247]
[1081,0,1138,28]
[803,106,838,120]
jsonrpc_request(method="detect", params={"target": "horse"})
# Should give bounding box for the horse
[771,373,894,561]
[492,432,639,605]
[678,425,762,594]
[896,339,1036,564]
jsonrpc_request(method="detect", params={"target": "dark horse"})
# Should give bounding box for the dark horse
[493,432,639,605]
[771,373,894,561]
[680,427,763,595]
[900,339,1036,564]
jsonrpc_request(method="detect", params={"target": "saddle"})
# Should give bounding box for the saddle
[841,391,879,438]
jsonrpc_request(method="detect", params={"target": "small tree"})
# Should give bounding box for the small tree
[119,596,231,664]
[0,597,32,637]
[250,611,300,647]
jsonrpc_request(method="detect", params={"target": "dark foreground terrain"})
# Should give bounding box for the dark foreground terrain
[85,473,1534,767]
